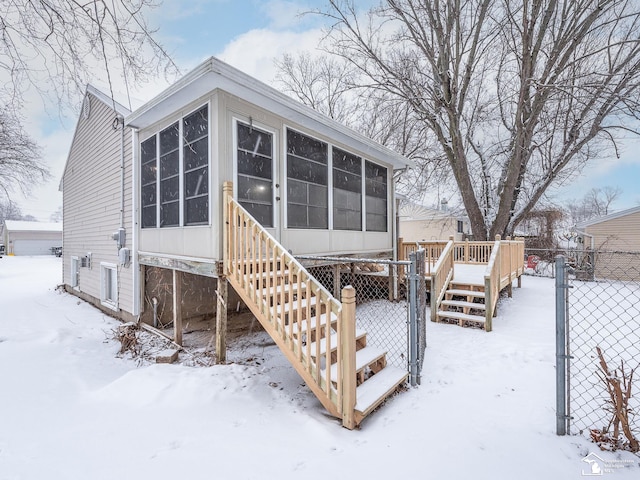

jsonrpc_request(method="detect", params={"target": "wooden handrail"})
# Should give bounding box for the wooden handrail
[223,181,357,426]
[430,240,455,322]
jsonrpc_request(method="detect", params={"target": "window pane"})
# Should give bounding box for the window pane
[185,196,208,225]
[366,213,387,232]
[237,150,272,180]
[161,177,179,202]
[242,202,273,228]
[142,205,156,228]
[161,201,179,227]
[308,206,328,229]
[142,184,156,205]
[308,184,327,208]
[287,179,307,204]
[333,147,361,174]
[141,163,156,186]
[287,204,308,228]
[183,106,208,143]
[287,130,327,164]
[238,175,272,204]
[184,137,208,171]
[366,196,387,215]
[287,155,328,184]
[333,170,361,193]
[237,123,272,157]
[141,137,156,164]
[160,150,179,178]
[160,123,179,153]
[185,167,208,198]
[365,160,387,232]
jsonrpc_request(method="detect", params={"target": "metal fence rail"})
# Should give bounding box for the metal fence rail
[297,253,427,385]
[555,251,640,452]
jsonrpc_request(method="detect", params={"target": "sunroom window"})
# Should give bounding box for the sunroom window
[365,160,388,232]
[140,105,209,228]
[286,129,328,229]
[333,147,362,231]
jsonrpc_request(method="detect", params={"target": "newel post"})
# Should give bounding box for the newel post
[222,181,233,274]
[341,285,357,430]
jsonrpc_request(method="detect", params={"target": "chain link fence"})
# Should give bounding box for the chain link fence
[297,254,427,384]
[556,251,640,453]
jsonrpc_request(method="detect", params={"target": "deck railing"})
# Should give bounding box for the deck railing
[223,182,357,428]
[400,236,525,327]
[429,239,455,322]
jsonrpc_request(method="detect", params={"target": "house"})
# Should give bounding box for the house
[398,202,469,242]
[575,205,640,281]
[1,220,62,255]
[60,85,137,320]
[61,58,412,428]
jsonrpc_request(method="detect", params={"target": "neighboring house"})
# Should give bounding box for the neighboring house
[62,58,409,325]
[575,205,640,281]
[398,202,469,242]
[60,85,136,320]
[0,220,62,255]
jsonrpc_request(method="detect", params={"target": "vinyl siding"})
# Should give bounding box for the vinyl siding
[62,92,135,317]
[584,210,640,281]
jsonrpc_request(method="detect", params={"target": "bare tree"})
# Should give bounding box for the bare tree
[566,186,623,225]
[309,0,640,240]
[0,0,177,198]
[0,197,24,225]
[0,108,48,197]
[276,52,453,203]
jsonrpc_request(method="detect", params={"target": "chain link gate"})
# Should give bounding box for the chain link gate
[297,251,427,386]
[556,252,640,452]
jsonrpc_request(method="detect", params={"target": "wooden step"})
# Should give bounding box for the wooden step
[259,282,308,298]
[324,346,387,380]
[308,328,367,357]
[275,296,317,315]
[354,367,407,417]
[440,299,486,310]
[437,310,486,324]
[446,288,485,298]
[291,311,338,336]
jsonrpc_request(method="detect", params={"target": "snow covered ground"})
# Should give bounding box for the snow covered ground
[0,256,638,479]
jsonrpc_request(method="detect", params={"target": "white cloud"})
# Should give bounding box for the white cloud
[216,27,324,83]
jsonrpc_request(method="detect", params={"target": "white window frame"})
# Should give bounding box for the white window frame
[100,262,118,310]
[70,256,80,290]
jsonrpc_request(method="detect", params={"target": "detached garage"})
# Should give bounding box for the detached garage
[1,220,63,256]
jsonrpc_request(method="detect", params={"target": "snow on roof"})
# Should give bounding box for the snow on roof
[576,204,640,228]
[3,220,63,232]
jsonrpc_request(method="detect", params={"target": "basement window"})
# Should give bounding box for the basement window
[100,263,118,310]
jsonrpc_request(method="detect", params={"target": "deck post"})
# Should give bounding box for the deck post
[222,181,233,274]
[215,275,228,364]
[464,239,469,263]
[341,286,357,430]
[172,269,183,346]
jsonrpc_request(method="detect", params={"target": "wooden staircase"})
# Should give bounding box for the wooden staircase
[437,283,487,328]
[223,182,406,429]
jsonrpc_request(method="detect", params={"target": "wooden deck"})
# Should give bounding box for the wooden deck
[399,236,525,332]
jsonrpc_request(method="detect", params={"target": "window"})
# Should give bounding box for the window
[70,257,79,289]
[100,263,118,309]
[286,129,328,229]
[183,106,209,225]
[141,105,209,228]
[160,122,180,227]
[236,122,274,227]
[457,220,464,234]
[333,147,362,231]
[365,160,387,232]
[141,136,157,228]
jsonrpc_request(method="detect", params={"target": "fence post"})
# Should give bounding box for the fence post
[408,252,419,387]
[555,255,568,435]
[341,286,357,430]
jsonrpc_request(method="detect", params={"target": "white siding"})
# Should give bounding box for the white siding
[62,92,135,317]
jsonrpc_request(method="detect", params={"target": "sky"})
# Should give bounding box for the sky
[14,0,640,221]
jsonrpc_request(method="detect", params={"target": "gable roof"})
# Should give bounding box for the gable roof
[125,57,410,170]
[576,205,640,228]
[59,85,132,191]
[4,220,63,233]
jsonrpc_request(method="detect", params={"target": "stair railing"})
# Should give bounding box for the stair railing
[430,239,455,322]
[223,182,357,428]
[483,235,503,332]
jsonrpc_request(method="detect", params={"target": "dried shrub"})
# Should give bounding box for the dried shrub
[115,322,139,356]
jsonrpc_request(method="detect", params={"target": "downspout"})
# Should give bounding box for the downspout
[119,115,126,231]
